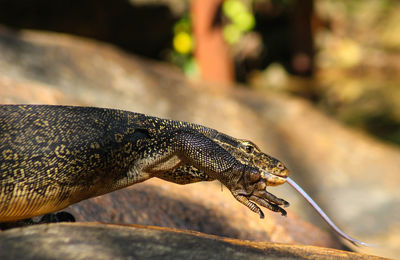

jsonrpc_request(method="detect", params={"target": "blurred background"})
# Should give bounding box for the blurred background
[0,0,399,259]
[1,0,399,146]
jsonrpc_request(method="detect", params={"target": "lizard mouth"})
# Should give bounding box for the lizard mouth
[273,170,289,178]
[261,170,288,186]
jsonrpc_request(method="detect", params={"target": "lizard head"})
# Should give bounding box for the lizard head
[235,139,289,186]
[216,137,289,186]
[214,134,290,218]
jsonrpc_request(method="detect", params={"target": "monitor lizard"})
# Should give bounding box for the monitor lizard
[0,104,369,246]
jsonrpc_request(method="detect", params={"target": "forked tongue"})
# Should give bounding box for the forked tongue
[286,177,373,247]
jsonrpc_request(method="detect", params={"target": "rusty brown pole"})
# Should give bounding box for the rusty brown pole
[191,0,234,86]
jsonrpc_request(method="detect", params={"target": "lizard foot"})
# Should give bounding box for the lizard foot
[229,166,289,218]
[39,211,76,224]
[233,192,287,219]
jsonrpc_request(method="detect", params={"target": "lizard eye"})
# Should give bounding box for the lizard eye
[244,145,254,154]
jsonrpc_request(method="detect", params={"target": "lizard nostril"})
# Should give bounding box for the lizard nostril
[277,162,285,170]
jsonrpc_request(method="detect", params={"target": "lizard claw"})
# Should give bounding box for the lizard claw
[259,209,265,219]
[252,184,289,207]
[232,193,265,218]
[249,195,287,216]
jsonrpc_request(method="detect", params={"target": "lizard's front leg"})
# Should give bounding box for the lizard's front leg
[156,164,215,184]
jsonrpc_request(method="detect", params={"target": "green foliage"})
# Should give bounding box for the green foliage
[222,0,255,44]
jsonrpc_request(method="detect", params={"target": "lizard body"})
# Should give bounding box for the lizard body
[0,105,288,222]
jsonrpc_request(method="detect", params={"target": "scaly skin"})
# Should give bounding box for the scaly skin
[0,105,289,222]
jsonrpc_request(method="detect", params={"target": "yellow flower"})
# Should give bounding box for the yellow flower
[173,32,192,54]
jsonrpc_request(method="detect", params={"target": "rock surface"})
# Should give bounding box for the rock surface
[0,26,398,258]
[0,223,388,260]
[67,179,338,247]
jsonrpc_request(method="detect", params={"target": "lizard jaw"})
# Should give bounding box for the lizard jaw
[261,171,287,186]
